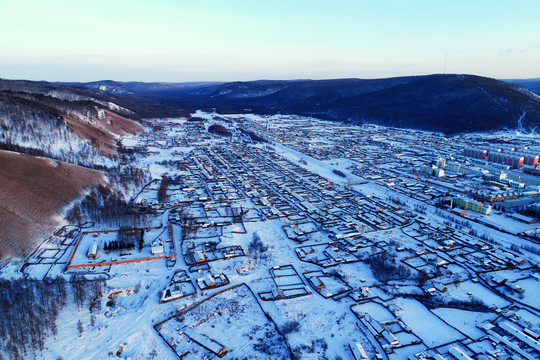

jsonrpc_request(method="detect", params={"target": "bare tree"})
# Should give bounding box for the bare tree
[77,319,84,337]
[248,232,268,262]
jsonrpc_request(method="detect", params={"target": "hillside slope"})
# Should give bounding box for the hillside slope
[0,80,144,260]
[202,75,540,134]
[0,150,104,258]
[504,78,540,97]
[59,74,540,134]
[0,81,142,163]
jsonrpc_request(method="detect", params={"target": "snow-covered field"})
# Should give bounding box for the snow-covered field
[390,297,464,347]
[432,308,497,340]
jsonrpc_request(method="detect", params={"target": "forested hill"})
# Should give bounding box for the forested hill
[504,78,540,97]
[67,74,540,135]
[191,75,540,134]
[3,74,540,152]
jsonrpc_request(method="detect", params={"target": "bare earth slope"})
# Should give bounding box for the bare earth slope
[0,150,104,258]
[64,109,143,156]
[0,82,143,158]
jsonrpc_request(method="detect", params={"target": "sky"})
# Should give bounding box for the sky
[0,0,539,82]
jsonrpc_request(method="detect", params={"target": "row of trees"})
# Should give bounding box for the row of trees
[238,128,267,143]
[104,240,135,252]
[118,227,144,244]
[65,160,152,227]
[517,205,540,220]
[93,226,146,252]
[104,227,144,252]
[157,175,170,203]
[414,293,490,312]
[107,164,151,191]
[332,169,346,178]
[0,277,65,358]
[248,232,268,263]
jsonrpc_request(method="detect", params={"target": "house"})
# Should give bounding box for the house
[161,282,196,303]
[448,346,474,360]
[508,213,537,224]
[183,326,227,357]
[87,242,98,259]
[311,277,325,290]
[499,321,540,350]
[205,274,216,287]
[382,329,399,346]
[434,283,447,293]
[453,195,492,215]
[491,273,508,285]
[425,287,436,295]
[436,259,448,267]
[271,287,283,300]
[349,342,368,360]
[151,239,164,255]
[196,273,229,290]
[195,251,205,263]
[303,246,315,255]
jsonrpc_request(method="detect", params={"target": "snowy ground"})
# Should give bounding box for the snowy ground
[2,112,540,360]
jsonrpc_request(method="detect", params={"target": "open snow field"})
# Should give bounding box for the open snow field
[432,308,497,340]
[390,298,464,347]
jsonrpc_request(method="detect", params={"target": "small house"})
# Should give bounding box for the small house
[195,251,205,263]
[312,277,325,290]
[87,242,98,259]
[434,283,447,293]
[151,239,164,255]
[183,326,227,357]
[491,273,508,285]
[349,342,368,360]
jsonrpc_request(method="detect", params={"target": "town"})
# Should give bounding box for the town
[7,112,540,360]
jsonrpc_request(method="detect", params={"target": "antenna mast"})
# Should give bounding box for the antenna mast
[444,53,447,74]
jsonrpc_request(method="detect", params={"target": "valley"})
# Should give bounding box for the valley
[2,110,540,360]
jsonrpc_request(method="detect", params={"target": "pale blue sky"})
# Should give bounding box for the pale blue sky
[0,0,538,82]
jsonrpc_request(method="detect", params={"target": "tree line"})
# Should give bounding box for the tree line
[157,175,170,203]
[208,124,232,137]
[104,227,144,252]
